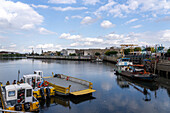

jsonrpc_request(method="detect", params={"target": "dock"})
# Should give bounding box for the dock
[44,74,96,96]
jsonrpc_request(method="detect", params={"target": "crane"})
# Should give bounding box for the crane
[120,44,138,57]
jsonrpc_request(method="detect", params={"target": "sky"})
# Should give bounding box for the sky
[0,0,170,53]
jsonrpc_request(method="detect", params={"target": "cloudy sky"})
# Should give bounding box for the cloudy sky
[0,0,170,53]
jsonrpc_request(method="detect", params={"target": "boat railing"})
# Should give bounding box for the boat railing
[0,86,6,110]
[59,74,93,89]
[51,73,93,89]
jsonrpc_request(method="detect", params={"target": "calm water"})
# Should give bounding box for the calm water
[0,59,170,113]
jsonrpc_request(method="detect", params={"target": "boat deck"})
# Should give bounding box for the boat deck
[44,74,96,96]
[44,77,88,92]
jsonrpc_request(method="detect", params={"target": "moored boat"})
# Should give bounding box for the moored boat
[23,71,56,99]
[117,65,157,81]
[0,83,39,112]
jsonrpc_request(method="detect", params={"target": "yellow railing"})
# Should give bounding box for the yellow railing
[48,82,70,94]
[52,72,93,89]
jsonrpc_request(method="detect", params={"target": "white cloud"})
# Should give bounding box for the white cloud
[100,20,115,28]
[65,16,69,20]
[48,0,76,4]
[95,0,170,18]
[52,6,87,11]
[31,4,49,8]
[71,15,83,19]
[160,30,170,42]
[83,0,100,5]
[126,18,138,24]
[81,16,97,24]
[59,33,81,39]
[131,24,142,28]
[0,0,43,30]
[9,44,16,48]
[38,27,57,35]
[21,24,35,30]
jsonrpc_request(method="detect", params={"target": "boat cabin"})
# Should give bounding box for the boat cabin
[4,83,33,106]
[23,74,43,88]
[117,58,133,66]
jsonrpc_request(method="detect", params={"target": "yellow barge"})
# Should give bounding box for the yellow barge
[44,73,96,96]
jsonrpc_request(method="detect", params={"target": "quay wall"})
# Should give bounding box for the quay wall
[103,56,118,63]
[157,59,170,80]
[27,56,93,61]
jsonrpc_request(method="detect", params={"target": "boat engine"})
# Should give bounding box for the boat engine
[14,104,22,111]
[24,102,30,111]
[40,87,45,99]
[46,87,51,98]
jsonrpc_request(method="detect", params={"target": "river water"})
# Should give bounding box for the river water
[0,59,169,113]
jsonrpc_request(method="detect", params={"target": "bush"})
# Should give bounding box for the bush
[95,52,101,56]
[69,53,76,56]
[105,51,118,56]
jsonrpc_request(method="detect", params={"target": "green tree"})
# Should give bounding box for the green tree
[167,49,170,54]
[105,51,118,56]
[69,53,76,56]
[124,48,130,55]
[95,52,101,56]
[134,47,142,51]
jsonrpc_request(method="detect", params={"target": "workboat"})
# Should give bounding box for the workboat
[0,83,39,112]
[23,71,56,99]
[115,58,133,74]
[44,73,96,96]
[24,71,96,96]
[117,65,157,81]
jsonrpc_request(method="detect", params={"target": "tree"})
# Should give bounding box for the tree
[134,47,142,51]
[105,51,118,56]
[69,53,76,56]
[95,52,101,56]
[124,48,130,55]
[167,49,170,54]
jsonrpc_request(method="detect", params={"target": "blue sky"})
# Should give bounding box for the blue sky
[0,0,170,53]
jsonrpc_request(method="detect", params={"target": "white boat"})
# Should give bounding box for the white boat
[115,58,133,74]
[23,71,56,99]
[0,83,39,112]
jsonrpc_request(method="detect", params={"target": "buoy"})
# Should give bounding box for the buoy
[43,81,49,87]
[38,82,42,88]
[66,76,69,81]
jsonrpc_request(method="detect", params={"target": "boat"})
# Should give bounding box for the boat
[44,73,96,96]
[115,57,133,74]
[23,70,56,99]
[0,83,39,112]
[23,71,96,96]
[117,64,157,81]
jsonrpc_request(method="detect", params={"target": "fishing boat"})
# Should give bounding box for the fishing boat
[117,65,157,81]
[23,71,56,99]
[0,83,39,112]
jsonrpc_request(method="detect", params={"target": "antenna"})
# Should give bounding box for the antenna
[18,70,20,83]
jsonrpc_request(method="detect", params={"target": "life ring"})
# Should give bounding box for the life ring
[66,76,69,81]
[38,82,42,88]
[43,81,49,87]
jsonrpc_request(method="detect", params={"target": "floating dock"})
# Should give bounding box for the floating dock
[44,74,96,96]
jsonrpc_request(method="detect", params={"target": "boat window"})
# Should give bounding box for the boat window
[26,89,32,97]
[27,78,31,84]
[8,91,15,97]
[37,77,40,82]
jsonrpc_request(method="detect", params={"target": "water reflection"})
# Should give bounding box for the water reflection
[39,94,96,111]
[116,75,159,101]
[0,59,170,113]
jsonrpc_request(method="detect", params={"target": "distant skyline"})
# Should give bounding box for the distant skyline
[0,0,170,53]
